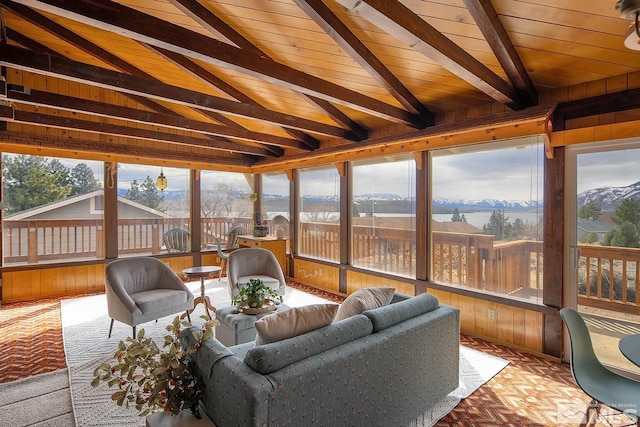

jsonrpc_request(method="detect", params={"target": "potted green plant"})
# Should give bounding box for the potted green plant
[232,278,283,314]
[91,315,217,419]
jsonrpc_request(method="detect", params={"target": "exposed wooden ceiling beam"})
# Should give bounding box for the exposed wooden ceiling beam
[294,0,434,123]
[147,45,320,150]
[553,87,640,131]
[0,44,357,139]
[5,27,57,55]
[12,0,425,128]
[167,0,244,50]
[1,0,264,146]
[2,1,190,119]
[335,0,524,110]
[253,103,556,171]
[0,108,281,157]
[166,0,368,141]
[462,0,537,106]
[0,130,251,169]
[296,93,368,141]
[5,86,308,153]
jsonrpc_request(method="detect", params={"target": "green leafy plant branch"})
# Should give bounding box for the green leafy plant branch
[91,315,217,417]
[232,277,283,308]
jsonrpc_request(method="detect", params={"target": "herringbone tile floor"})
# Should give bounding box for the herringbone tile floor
[0,286,616,426]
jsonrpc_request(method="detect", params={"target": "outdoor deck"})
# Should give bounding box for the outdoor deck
[3,216,640,315]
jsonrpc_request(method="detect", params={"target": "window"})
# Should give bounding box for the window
[352,155,416,276]
[200,171,253,250]
[430,137,544,301]
[117,164,190,256]
[2,154,104,265]
[263,172,290,239]
[298,165,340,262]
[568,140,640,372]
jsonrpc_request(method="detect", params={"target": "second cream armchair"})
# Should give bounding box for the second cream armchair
[227,248,286,300]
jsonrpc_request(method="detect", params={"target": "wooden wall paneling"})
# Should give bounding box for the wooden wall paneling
[293,259,340,294]
[59,266,76,295]
[2,271,12,302]
[161,256,194,277]
[512,307,526,348]
[458,294,476,333]
[474,298,491,337]
[496,303,514,345]
[525,310,544,353]
[201,253,225,273]
[425,287,543,353]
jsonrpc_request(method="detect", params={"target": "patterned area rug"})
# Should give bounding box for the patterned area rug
[62,281,508,426]
[0,368,74,427]
[411,346,508,426]
[62,280,332,426]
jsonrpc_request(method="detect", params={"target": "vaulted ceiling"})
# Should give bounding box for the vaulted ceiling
[0,0,638,171]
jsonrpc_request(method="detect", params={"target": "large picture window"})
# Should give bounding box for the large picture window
[263,172,290,239]
[298,165,340,262]
[200,171,253,250]
[431,137,544,301]
[117,164,190,256]
[2,154,104,265]
[352,155,416,277]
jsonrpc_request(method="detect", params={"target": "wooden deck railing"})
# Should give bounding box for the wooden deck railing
[3,217,639,311]
[578,244,640,314]
[3,217,253,263]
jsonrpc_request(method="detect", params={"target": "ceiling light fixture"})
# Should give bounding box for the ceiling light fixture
[616,0,640,50]
[156,168,168,191]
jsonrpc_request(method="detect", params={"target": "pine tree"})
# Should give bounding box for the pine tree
[613,198,640,225]
[2,155,71,214]
[609,221,640,248]
[483,210,510,241]
[71,163,102,195]
[125,176,164,210]
[578,201,602,220]
[451,208,462,222]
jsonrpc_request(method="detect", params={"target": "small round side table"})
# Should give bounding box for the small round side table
[182,266,221,319]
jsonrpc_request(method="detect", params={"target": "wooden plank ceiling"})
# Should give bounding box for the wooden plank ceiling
[0,0,637,170]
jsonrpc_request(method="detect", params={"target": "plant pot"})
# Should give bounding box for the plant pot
[237,298,276,315]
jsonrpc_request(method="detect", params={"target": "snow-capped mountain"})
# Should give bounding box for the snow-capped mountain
[577,181,640,212]
[432,198,541,211]
[354,193,409,202]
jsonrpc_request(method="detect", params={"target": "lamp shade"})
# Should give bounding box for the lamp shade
[156,170,168,191]
[624,22,640,50]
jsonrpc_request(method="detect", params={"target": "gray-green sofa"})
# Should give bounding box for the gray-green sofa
[182,292,460,426]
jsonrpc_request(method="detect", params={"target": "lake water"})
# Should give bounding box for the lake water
[269,210,543,230]
[432,211,542,229]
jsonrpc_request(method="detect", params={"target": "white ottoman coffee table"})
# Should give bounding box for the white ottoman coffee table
[215,303,290,346]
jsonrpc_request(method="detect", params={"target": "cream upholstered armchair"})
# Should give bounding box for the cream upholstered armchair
[105,257,195,337]
[227,248,286,300]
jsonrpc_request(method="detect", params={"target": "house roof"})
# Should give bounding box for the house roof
[1,1,639,171]
[577,218,612,234]
[6,190,173,219]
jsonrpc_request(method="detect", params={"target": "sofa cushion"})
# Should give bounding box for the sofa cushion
[333,287,395,322]
[254,303,338,345]
[363,292,440,332]
[245,314,373,374]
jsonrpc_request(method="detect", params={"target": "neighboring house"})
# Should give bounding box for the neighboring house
[5,190,173,221]
[577,218,612,243]
[3,191,177,264]
[433,220,484,234]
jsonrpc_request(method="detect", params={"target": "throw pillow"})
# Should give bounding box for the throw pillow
[333,287,395,323]
[254,303,338,345]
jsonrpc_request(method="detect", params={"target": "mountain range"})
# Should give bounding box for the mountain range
[135,181,640,214]
[577,181,640,212]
